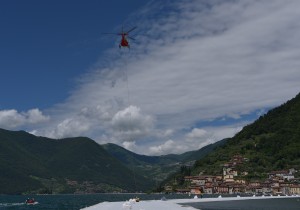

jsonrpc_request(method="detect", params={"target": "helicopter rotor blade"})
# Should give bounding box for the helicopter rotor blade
[102,33,119,35]
[102,33,123,37]
[126,26,137,34]
[128,36,136,40]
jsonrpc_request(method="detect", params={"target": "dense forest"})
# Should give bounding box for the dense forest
[0,131,151,194]
[0,129,221,194]
[165,92,300,188]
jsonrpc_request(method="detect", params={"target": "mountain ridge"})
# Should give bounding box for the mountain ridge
[1,92,299,194]
[166,92,300,188]
[0,127,225,194]
[0,129,152,194]
[102,139,227,182]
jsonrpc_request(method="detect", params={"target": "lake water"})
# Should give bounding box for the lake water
[183,198,300,210]
[0,194,299,210]
[0,194,188,210]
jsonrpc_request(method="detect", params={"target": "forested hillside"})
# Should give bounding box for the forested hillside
[166,93,300,187]
[2,92,299,194]
[0,128,224,194]
[0,130,151,194]
[103,140,226,182]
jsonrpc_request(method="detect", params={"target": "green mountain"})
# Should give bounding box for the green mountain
[102,139,227,182]
[0,129,152,194]
[103,143,182,182]
[170,92,300,185]
[3,92,298,194]
[0,127,224,195]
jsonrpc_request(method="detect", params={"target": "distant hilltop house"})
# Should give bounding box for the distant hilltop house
[170,155,300,195]
[223,155,248,183]
[223,155,249,167]
[268,169,295,181]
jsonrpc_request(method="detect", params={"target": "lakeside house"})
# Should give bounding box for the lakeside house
[168,155,300,195]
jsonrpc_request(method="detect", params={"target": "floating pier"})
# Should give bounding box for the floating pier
[81,195,299,210]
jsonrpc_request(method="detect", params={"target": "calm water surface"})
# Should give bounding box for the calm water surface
[0,194,299,210]
[0,193,187,210]
[183,198,300,210]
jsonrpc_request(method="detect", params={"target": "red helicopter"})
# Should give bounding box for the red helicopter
[104,26,137,48]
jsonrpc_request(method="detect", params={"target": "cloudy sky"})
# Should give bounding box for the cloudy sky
[1,0,300,155]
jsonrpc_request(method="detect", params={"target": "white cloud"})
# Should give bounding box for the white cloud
[0,109,49,130]
[148,125,243,156]
[122,141,138,151]
[0,110,25,129]
[46,117,91,139]
[149,140,181,156]
[111,105,154,142]
[4,0,300,155]
[186,128,208,140]
[163,129,174,137]
[26,109,50,124]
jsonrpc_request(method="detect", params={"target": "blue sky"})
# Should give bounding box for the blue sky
[0,0,145,110]
[1,0,300,155]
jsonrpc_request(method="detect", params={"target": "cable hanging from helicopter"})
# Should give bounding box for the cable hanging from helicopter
[103,25,139,194]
